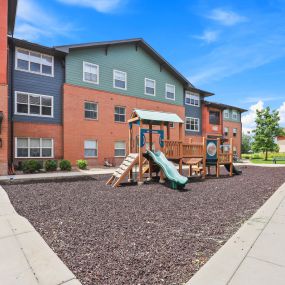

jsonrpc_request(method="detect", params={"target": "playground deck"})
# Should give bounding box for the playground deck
[4,166,285,285]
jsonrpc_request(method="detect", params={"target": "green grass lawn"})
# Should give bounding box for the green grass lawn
[250,159,285,164]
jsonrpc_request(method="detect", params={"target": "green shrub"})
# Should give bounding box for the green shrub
[76,159,88,170]
[252,154,262,159]
[22,160,42,174]
[243,155,250,159]
[44,160,58,172]
[59,159,72,171]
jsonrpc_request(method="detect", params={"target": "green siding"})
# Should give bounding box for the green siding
[223,109,241,122]
[65,44,184,105]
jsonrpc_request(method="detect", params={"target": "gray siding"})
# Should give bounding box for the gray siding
[9,47,64,124]
[223,109,241,123]
[184,102,202,136]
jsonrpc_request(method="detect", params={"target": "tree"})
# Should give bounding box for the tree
[241,133,252,154]
[252,107,284,160]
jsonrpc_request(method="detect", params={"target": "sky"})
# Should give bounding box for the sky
[14,0,285,132]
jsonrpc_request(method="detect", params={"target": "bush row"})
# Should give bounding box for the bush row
[22,159,72,173]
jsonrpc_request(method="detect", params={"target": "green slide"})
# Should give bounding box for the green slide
[147,150,188,189]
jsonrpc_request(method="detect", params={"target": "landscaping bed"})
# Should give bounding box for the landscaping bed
[3,166,285,285]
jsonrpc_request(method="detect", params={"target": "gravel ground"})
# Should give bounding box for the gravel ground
[3,166,285,285]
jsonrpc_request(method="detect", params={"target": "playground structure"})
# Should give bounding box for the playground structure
[107,109,240,188]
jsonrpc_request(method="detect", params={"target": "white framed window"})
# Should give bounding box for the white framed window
[233,128,237,137]
[232,110,238,120]
[165,84,175,100]
[185,92,200,107]
[114,106,126,123]
[15,137,53,158]
[84,101,98,120]
[83,61,99,84]
[185,117,200,132]
[145,78,156,96]
[224,110,229,119]
[169,122,174,128]
[113,70,127,90]
[15,91,53,117]
[84,140,98,158]
[224,127,229,136]
[15,48,54,77]
[114,141,126,157]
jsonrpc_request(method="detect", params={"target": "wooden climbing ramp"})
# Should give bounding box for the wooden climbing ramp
[106,153,139,187]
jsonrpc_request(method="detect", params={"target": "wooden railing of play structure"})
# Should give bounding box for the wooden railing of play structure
[218,153,232,164]
[163,140,183,159]
[164,140,205,160]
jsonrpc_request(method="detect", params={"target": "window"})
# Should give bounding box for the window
[114,141,126,157]
[232,110,238,120]
[83,62,99,84]
[185,92,200,106]
[224,127,229,136]
[165,84,175,100]
[209,111,220,125]
[145,78,155,96]
[233,128,237,137]
[16,138,53,158]
[84,140,98,157]
[169,122,174,128]
[113,70,127,90]
[185,117,199,132]
[233,146,237,154]
[224,110,229,119]
[114,106,126,123]
[15,48,53,76]
[15,92,53,117]
[84,102,98,120]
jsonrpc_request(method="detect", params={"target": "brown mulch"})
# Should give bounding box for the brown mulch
[3,166,285,285]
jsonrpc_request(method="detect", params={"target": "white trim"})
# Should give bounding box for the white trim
[84,140,98,158]
[165,83,175,101]
[113,69,127,90]
[15,47,54,77]
[114,105,126,123]
[82,61,99,85]
[232,110,238,120]
[84,101,98,121]
[185,91,200,107]
[185,117,200,132]
[114,141,126,157]
[224,110,229,119]
[14,91,54,118]
[144,78,156,96]
[15,137,54,159]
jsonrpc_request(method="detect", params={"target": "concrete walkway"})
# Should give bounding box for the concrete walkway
[187,181,285,285]
[0,186,82,285]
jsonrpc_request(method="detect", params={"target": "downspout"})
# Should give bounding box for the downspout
[9,36,15,173]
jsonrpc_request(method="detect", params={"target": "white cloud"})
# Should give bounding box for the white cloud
[278,102,285,125]
[241,100,264,133]
[194,30,219,44]
[208,8,247,26]
[57,0,125,13]
[15,0,75,42]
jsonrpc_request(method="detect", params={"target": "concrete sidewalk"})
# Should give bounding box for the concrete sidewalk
[187,181,285,285]
[0,186,82,285]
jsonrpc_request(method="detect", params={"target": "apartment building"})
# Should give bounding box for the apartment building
[0,0,246,174]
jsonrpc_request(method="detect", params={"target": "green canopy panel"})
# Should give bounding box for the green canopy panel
[130,109,184,125]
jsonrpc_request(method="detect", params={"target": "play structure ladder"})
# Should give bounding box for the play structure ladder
[106,153,139,187]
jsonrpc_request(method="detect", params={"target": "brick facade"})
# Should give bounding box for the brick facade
[13,122,63,163]
[223,121,242,157]
[63,83,185,166]
[0,0,9,174]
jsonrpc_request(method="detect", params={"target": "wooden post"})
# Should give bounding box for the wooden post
[230,138,233,177]
[138,124,143,185]
[148,123,153,180]
[128,124,133,182]
[159,122,165,183]
[167,122,170,140]
[202,137,206,178]
[216,138,220,178]
[178,123,183,174]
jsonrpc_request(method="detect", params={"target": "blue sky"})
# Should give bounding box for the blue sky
[14,0,285,131]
